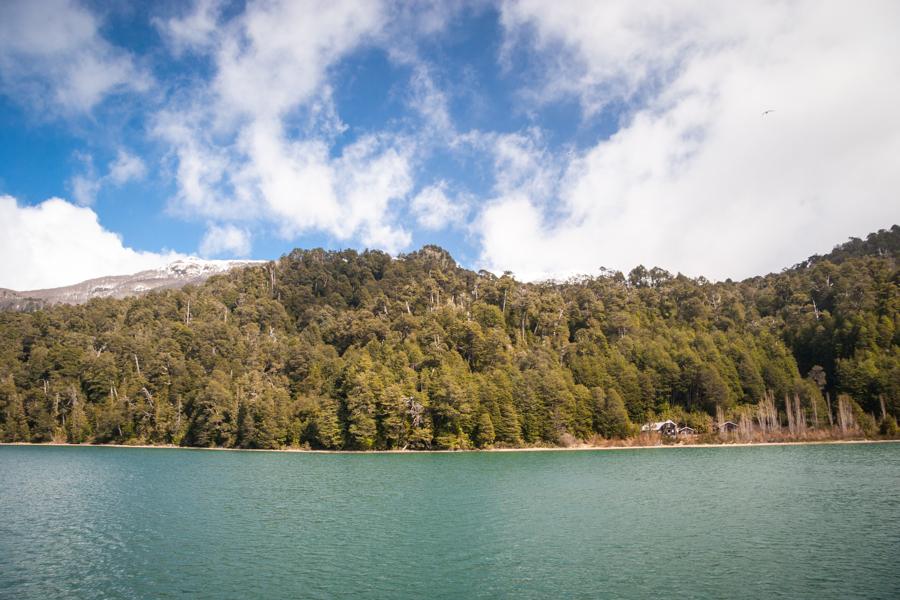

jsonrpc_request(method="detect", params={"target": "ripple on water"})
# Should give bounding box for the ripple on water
[0,444,898,599]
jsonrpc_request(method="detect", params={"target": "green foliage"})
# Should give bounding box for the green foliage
[0,227,896,448]
[591,388,632,439]
[0,376,29,442]
[881,415,898,437]
[475,410,496,447]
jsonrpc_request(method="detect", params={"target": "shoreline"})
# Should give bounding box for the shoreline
[1,438,897,455]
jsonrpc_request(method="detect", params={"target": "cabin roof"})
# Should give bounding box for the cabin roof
[641,419,678,431]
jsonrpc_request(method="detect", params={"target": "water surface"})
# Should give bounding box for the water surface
[1,443,898,599]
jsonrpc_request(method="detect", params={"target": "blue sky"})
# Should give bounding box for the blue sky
[1,0,898,290]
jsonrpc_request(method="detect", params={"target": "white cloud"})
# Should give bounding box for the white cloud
[411,182,468,230]
[486,130,558,199]
[0,0,150,113]
[406,63,454,136]
[70,166,102,206]
[213,0,382,122]
[107,150,147,185]
[154,0,224,55]
[199,224,251,257]
[155,0,414,253]
[500,0,709,114]
[481,0,900,280]
[69,150,146,205]
[154,109,237,218]
[0,195,183,290]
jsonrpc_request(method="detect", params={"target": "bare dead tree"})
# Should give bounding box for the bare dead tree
[794,393,806,437]
[825,391,834,428]
[785,394,796,436]
[739,412,753,441]
[269,263,277,296]
[404,396,425,428]
[837,394,847,435]
[756,398,768,435]
[757,390,780,436]
[837,394,857,436]
[812,394,819,430]
[141,387,154,409]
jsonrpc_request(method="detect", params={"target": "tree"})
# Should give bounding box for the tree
[592,388,631,439]
[187,370,236,447]
[311,396,343,449]
[66,386,91,444]
[0,376,30,442]
[475,410,496,447]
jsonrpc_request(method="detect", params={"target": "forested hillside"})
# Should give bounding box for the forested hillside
[1,227,897,449]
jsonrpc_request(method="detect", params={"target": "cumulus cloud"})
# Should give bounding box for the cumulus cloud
[199,223,251,257]
[0,0,150,113]
[481,0,900,280]
[0,196,182,290]
[154,0,414,253]
[411,182,469,230]
[70,150,146,205]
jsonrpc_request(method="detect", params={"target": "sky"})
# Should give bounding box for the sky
[1,0,898,290]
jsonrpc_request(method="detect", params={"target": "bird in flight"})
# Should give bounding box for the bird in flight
[762,109,775,116]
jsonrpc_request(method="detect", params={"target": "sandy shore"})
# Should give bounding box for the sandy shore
[1,438,897,454]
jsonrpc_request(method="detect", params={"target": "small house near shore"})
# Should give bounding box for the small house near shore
[641,420,678,436]
[714,421,739,433]
[677,426,696,436]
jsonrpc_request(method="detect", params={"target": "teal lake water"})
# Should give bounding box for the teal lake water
[1,444,898,599]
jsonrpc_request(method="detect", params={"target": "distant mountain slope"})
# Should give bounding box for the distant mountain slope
[0,259,262,311]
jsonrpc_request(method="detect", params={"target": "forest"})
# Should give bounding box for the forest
[0,226,897,450]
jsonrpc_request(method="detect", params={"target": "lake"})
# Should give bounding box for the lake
[1,443,898,599]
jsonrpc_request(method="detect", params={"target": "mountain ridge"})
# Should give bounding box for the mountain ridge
[3,225,897,312]
[0,258,262,311]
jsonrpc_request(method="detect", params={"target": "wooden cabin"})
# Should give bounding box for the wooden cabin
[641,420,678,436]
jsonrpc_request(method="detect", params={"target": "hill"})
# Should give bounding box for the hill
[0,227,896,448]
